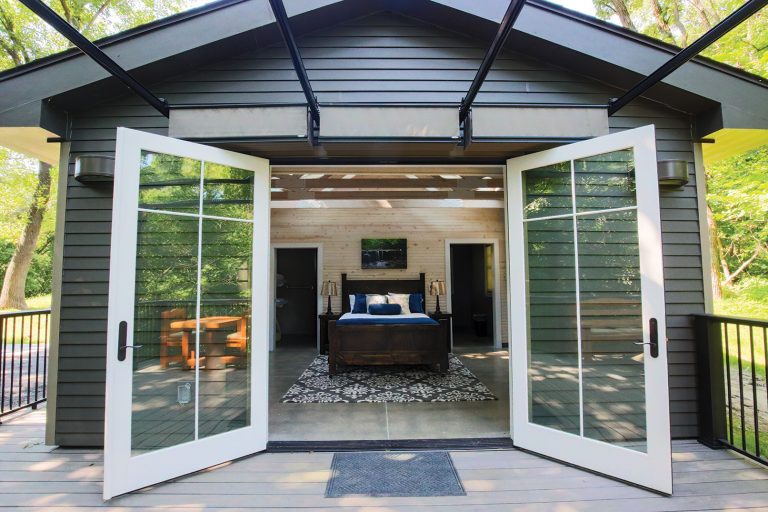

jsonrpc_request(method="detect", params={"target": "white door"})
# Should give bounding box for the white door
[103,128,270,499]
[506,125,672,493]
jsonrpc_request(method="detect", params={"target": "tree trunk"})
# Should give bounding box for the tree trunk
[0,162,52,310]
[610,0,637,31]
[707,205,723,300]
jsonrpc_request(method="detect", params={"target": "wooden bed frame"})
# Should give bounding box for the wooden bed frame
[328,273,449,375]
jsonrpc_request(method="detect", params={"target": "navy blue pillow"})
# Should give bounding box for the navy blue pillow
[352,293,367,314]
[369,303,402,315]
[409,293,424,314]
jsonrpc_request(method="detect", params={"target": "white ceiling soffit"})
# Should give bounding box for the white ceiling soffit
[319,107,460,139]
[0,127,60,165]
[168,106,308,139]
[702,128,768,163]
[472,106,609,139]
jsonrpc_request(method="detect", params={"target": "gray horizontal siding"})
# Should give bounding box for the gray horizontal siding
[55,11,704,446]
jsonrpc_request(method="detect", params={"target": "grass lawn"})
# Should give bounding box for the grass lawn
[1,294,51,345]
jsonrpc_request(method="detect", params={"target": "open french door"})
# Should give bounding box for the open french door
[103,128,270,499]
[506,125,672,494]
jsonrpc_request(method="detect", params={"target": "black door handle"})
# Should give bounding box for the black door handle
[633,318,659,358]
[117,321,143,361]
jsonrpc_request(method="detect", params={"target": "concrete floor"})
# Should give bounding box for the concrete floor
[268,333,510,441]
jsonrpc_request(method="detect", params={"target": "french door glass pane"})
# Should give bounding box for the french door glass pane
[198,218,252,439]
[524,162,572,219]
[574,149,636,212]
[139,151,200,214]
[578,209,646,451]
[526,218,580,434]
[523,148,646,449]
[132,212,198,453]
[130,153,254,454]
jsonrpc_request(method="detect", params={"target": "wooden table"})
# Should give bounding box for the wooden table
[169,316,242,370]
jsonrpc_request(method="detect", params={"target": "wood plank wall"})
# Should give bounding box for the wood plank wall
[270,207,508,339]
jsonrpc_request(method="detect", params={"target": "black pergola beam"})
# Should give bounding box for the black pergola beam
[19,0,169,118]
[268,0,320,144]
[608,0,768,116]
[459,0,527,124]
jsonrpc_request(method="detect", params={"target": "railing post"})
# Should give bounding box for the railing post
[694,314,728,448]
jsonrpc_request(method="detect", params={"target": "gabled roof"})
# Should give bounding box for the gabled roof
[0,0,766,137]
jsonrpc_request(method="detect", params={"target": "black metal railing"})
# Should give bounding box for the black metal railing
[695,313,768,464]
[0,309,50,419]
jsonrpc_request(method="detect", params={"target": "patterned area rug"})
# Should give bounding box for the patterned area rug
[281,355,497,403]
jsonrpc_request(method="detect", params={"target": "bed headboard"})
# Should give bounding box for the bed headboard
[340,273,426,314]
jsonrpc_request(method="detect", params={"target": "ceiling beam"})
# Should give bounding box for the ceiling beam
[272,190,504,200]
[18,0,170,117]
[608,0,768,116]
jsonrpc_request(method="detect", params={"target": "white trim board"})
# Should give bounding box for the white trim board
[444,239,503,350]
[269,243,324,352]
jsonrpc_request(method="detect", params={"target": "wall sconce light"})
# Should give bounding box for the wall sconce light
[75,155,115,183]
[657,160,689,188]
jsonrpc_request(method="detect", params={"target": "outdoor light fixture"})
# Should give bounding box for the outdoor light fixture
[75,155,115,183]
[657,160,689,188]
[320,280,338,315]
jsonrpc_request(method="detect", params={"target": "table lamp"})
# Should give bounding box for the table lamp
[320,280,338,315]
[430,279,446,314]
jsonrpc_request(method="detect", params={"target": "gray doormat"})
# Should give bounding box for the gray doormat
[325,451,466,497]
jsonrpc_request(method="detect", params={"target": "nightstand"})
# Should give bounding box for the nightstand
[319,313,341,354]
[429,311,453,352]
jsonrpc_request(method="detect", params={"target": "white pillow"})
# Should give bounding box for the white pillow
[366,294,388,311]
[387,293,411,315]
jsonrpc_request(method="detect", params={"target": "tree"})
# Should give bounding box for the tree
[0,0,195,309]
[593,0,768,291]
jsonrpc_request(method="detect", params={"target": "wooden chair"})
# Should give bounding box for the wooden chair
[223,315,249,367]
[159,308,190,369]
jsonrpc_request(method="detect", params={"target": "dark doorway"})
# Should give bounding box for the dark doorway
[450,244,494,347]
[275,248,318,348]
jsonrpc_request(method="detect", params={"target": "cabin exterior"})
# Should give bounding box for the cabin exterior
[1,0,767,499]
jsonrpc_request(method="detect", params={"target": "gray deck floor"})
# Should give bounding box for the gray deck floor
[2,407,768,510]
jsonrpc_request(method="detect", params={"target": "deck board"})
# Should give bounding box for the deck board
[1,408,767,510]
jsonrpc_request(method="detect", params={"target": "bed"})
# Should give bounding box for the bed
[327,273,449,375]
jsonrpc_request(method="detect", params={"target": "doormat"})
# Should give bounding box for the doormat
[325,451,466,497]
[280,355,497,403]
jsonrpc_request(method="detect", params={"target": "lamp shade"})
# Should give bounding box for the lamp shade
[430,280,446,296]
[657,160,689,188]
[320,280,337,296]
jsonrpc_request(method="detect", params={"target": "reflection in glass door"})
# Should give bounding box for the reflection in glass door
[104,128,269,499]
[131,151,255,453]
[507,125,672,493]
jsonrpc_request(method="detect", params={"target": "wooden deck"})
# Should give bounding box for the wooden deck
[2,407,768,510]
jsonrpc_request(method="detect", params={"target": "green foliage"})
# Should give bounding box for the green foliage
[0,233,53,298]
[707,146,768,281]
[716,277,768,320]
[592,0,767,78]
[0,0,196,71]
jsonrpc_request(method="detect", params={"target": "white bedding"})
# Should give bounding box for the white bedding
[339,312,431,321]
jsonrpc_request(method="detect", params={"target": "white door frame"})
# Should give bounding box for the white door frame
[444,239,503,349]
[505,125,672,494]
[103,128,270,499]
[269,242,324,352]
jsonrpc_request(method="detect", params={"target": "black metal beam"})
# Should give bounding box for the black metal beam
[19,0,169,117]
[459,0,527,124]
[608,0,768,116]
[268,0,320,143]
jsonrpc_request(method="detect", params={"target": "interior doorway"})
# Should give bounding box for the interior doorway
[274,248,318,349]
[449,244,495,348]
